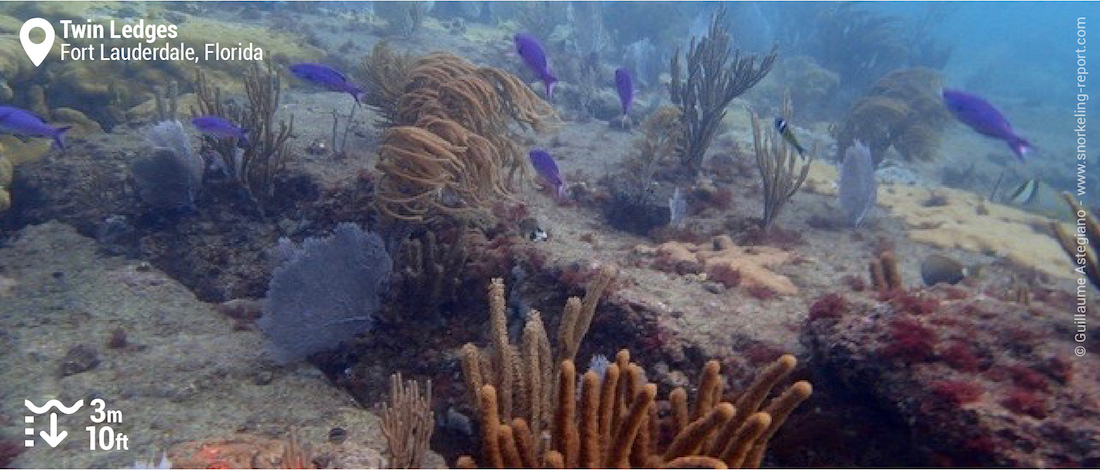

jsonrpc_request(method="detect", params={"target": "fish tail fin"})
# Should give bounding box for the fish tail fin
[1010,136,1033,162]
[53,126,72,151]
[545,75,558,100]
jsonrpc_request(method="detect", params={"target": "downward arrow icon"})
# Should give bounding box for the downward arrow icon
[40,413,66,447]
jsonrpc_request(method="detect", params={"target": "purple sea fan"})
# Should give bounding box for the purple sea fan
[838,140,877,228]
[258,223,392,363]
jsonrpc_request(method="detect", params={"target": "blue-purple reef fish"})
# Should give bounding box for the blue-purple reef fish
[192,115,249,147]
[614,68,633,116]
[774,118,806,157]
[529,149,564,198]
[514,33,557,99]
[289,63,366,104]
[0,106,71,150]
[942,89,1033,161]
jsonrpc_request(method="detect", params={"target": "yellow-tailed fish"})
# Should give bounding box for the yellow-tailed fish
[774,117,806,157]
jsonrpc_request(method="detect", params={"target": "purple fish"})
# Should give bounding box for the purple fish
[614,68,633,116]
[529,149,564,198]
[514,33,558,99]
[289,63,366,104]
[192,115,248,147]
[943,89,1033,161]
[0,106,71,150]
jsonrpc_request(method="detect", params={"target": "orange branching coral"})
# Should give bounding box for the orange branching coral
[458,273,811,469]
[461,268,617,446]
[373,51,554,225]
[459,351,812,469]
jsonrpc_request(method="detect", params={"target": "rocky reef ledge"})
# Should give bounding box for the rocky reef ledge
[0,222,440,468]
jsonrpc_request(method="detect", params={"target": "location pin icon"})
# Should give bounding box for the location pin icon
[20,18,55,67]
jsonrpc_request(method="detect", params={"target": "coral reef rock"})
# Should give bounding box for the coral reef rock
[0,222,436,468]
[637,235,798,295]
[879,185,1071,280]
[803,289,1100,467]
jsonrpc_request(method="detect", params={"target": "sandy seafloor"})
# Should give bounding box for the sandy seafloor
[0,3,1096,468]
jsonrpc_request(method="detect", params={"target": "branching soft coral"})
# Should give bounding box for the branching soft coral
[372,51,554,225]
[193,64,293,210]
[357,42,414,123]
[458,275,811,469]
[669,5,777,175]
[751,96,812,231]
[459,351,811,469]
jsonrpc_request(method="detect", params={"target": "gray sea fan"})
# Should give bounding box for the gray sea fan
[838,140,877,227]
[259,223,392,363]
[131,120,203,210]
[148,120,199,175]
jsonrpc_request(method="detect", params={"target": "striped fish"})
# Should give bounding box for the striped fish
[1006,179,1041,205]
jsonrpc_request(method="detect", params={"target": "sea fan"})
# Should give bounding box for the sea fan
[131,120,203,210]
[839,140,877,228]
[259,223,392,363]
[147,120,200,177]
